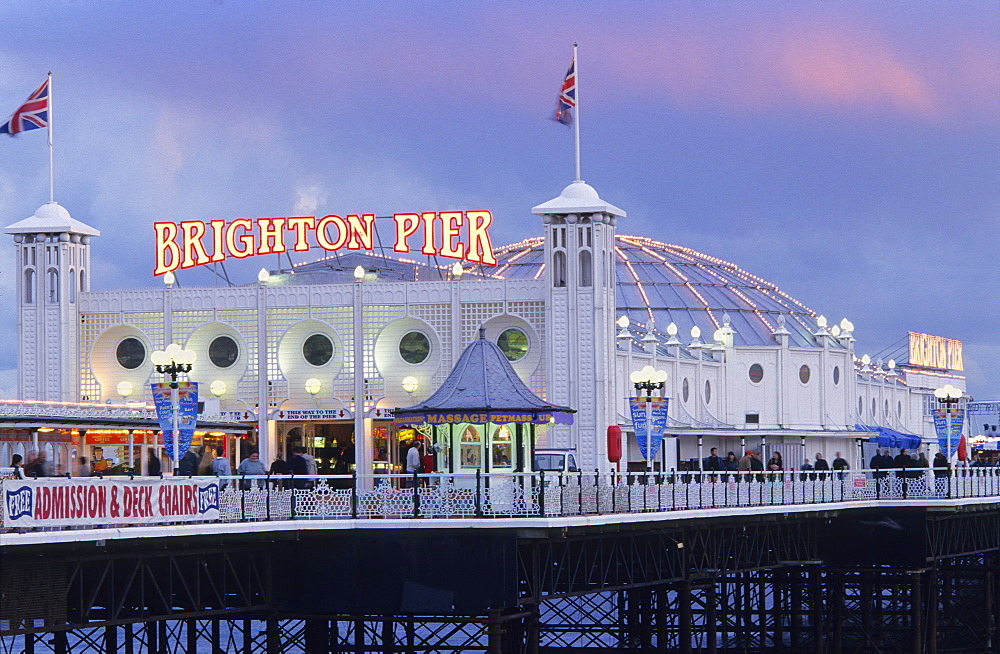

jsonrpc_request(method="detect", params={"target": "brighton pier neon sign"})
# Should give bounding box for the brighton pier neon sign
[153,211,497,275]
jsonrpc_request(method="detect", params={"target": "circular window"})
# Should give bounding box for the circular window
[399,331,431,364]
[682,378,690,403]
[799,365,811,384]
[302,333,333,367]
[209,335,239,368]
[497,328,528,362]
[116,337,146,370]
[704,380,711,404]
[833,366,841,385]
[749,364,764,384]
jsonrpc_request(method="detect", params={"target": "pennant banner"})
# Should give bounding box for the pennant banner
[151,381,199,455]
[630,397,669,461]
[934,408,964,458]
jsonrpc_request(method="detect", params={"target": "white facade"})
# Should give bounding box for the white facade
[5,183,966,474]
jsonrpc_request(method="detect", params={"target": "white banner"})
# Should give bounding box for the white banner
[3,477,221,527]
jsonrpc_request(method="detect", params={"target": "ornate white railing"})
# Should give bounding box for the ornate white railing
[2,467,998,531]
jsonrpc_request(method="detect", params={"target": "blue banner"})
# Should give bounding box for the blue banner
[934,408,963,457]
[151,382,199,456]
[630,397,668,462]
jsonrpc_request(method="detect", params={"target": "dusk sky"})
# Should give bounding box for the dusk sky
[0,2,996,399]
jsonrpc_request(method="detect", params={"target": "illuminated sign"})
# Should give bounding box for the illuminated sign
[153,211,497,275]
[908,332,963,371]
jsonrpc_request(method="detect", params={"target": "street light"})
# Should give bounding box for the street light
[934,384,963,463]
[630,365,667,471]
[151,343,196,473]
[401,375,419,399]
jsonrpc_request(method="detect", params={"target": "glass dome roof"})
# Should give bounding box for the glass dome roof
[493,234,833,348]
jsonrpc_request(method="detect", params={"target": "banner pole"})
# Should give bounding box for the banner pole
[47,71,54,202]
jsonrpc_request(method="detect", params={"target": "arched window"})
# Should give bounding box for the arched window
[79,269,86,293]
[553,251,567,288]
[460,425,481,469]
[46,268,59,303]
[69,269,76,303]
[23,269,34,304]
[579,250,592,287]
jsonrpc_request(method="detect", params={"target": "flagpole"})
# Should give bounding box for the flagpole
[47,71,53,203]
[573,43,581,183]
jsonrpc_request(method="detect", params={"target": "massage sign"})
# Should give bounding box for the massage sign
[3,478,221,527]
[153,211,497,275]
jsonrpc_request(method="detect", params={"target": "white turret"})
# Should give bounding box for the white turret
[533,181,625,470]
[6,202,100,401]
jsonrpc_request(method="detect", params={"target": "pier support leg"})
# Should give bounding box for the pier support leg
[679,581,692,654]
[306,619,330,654]
[266,617,280,654]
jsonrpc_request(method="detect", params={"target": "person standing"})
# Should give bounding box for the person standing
[211,450,232,477]
[406,440,423,487]
[288,446,312,489]
[178,447,199,476]
[703,447,723,472]
[269,452,289,475]
[832,451,849,481]
[814,453,830,480]
[77,456,90,478]
[237,451,267,489]
[9,453,24,479]
[147,449,162,477]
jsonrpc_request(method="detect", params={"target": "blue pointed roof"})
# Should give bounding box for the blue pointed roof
[394,328,574,424]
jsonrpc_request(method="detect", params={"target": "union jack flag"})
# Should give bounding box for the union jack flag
[1,78,49,136]
[553,54,576,125]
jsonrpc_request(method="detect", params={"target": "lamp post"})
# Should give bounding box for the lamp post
[630,365,667,472]
[934,384,963,463]
[353,265,370,480]
[150,343,196,474]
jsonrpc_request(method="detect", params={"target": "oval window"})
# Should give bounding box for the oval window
[399,331,431,364]
[497,328,528,362]
[871,398,877,417]
[704,380,711,404]
[116,337,146,370]
[884,400,890,417]
[209,335,239,368]
[749,364,764,384]
[302,333,333,367]
[799,365,811,384]
[858,397,864,415]
[833,366,841,385]
[682,378,690,403]
[897,401,903,418]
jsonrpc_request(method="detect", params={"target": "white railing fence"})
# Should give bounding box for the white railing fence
[2,467,999,531]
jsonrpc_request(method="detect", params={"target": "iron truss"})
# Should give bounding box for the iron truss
[1,505,997,653]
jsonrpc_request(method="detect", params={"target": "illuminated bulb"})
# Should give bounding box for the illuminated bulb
[401,376,419,394]
[163,271,176,287]
[305,378,322,396]
[690,326,701,339]
[666,322,678,336]
[116,381,133,398]
[451,262,463,278]
[210,380,227,397]
[861,354,870,365]
[257,268,270,283]
[617,315,630,329]
[354,265,365,281]
[816,315,827,328]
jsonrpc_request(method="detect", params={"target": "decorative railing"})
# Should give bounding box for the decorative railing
[2,467,999,532]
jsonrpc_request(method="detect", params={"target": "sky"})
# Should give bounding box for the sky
[0,1,997,399]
